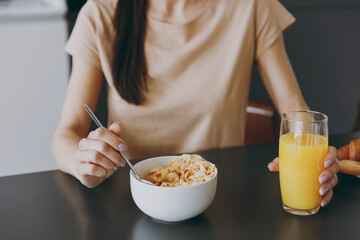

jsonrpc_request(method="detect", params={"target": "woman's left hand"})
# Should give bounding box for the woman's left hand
[268,146,339,207]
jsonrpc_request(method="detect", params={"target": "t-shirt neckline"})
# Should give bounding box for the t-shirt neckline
[147,0,214,30]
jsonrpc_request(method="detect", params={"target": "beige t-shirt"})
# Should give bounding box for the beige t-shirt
[65,0,295,160]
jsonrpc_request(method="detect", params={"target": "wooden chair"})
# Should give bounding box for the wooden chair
[245,101,276,145]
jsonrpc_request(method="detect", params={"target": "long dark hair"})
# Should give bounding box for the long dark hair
[112,0,148,105]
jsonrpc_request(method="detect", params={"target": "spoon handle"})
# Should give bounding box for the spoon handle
[84,104,142,180]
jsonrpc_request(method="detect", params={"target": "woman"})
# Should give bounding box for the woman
[53,0,339,207]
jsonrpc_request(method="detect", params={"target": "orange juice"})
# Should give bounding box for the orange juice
[279,133,328,210]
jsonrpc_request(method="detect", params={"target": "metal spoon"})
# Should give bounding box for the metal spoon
[84,104,155,186]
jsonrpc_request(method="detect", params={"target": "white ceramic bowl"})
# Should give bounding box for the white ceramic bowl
[130,156,218,222]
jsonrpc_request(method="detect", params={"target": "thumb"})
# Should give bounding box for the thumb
[108,121,122,137]
[268,157,279,172]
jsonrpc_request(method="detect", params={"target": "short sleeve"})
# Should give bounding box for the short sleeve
[255,0,295,59]
[65,1,102,69]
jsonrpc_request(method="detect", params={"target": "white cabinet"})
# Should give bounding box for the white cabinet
[0,0,68,176]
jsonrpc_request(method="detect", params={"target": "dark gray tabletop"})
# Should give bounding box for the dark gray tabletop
[1,132,359,240]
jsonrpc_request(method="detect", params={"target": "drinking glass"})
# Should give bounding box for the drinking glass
[279,111,328,215]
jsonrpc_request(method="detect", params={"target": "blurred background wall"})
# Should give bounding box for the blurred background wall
[250,0,360,136]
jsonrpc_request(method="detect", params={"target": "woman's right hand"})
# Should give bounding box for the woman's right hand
[74,122,128,188]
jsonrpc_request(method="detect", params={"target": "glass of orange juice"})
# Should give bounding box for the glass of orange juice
[279,111,328,216]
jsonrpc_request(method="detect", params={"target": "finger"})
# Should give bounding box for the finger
[268,157,279,172]
[320,189,333,207]
[108,122,122,137]
[319,174,338,196]
[108,122,128,151]
[324,146,338,169]
[88,127,128,152]
[327,146,337,161]
[319,163,340,184]
[79,138,126,167]
[327,161,340,175]
[77,162,107,178]
[76,149,118,171]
